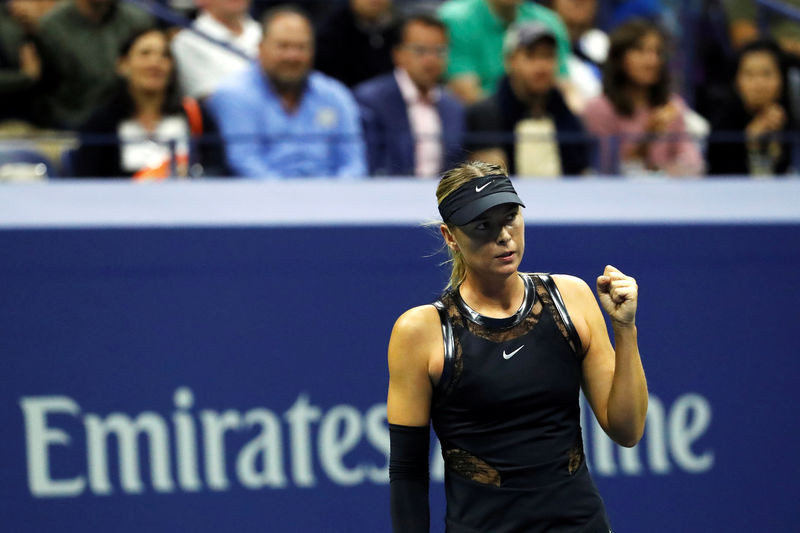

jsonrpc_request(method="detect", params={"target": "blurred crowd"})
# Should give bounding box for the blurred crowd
[1,0,798,179]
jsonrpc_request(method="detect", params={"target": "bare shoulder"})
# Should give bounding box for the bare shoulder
[551,274,594,302]
[391,304,441,339]
[389,305,442,362]
[388,304,443,392]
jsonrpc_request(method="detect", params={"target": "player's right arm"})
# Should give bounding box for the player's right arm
[387,305,441,425]
[387,305,442,533]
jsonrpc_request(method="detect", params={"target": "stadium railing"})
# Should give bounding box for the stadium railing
[3,129,799,179]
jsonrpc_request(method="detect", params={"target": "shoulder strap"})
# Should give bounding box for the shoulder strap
[432,300,454,392]
[536,274,584,359]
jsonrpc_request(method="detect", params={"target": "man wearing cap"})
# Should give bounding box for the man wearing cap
[437,0,571,104]
[465,20,590,177]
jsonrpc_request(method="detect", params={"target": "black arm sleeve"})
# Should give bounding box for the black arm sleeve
[389,423,430,533]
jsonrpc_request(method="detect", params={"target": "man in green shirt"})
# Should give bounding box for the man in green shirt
[438,0,571,104]
[36,0,152,129]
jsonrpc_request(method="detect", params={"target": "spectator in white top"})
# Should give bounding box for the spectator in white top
[171,0,261,99]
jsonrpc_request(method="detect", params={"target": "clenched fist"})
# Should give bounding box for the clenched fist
[596,265,638,326]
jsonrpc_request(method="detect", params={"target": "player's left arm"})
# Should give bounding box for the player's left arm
[554,266,648,447]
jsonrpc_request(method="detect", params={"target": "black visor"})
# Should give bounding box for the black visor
[438,175,525,225]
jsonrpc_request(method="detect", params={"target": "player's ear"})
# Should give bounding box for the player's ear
[440,223,459,251]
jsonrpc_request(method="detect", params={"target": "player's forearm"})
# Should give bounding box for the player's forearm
[389,424,430,532]
[605,324,647,447]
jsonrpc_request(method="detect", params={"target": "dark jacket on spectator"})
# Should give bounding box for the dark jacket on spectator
[0,7,42,124]
[315,5,399,88]
[355,72,466,176]
[706,91,792,176]
[466,76,590,175]
[72,87,226,178]
[36,0,153,129]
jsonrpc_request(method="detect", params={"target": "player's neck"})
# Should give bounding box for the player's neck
[459,272,524,317]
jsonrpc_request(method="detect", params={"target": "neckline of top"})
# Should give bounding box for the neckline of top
[454,273,536,330]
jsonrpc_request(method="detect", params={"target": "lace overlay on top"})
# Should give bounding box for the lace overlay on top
[567,430,585,475]
[433,281,542,399]
[432,273,587,487]
[443,448,502,486]
[435,273,581,399]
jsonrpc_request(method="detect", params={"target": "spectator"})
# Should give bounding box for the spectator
[35,0,153,129]
[438,0,571,104]
[207,5,366,178]
[724,0,800,57]
[315,0,400,88]
[465,21,590,176]
[72,28,225,178]
[688,0,739,122]
[355,12,465,177]
[550,0,608,108]
[171,0,262,100]
[707,39,794,176]
[583,19,704,175]
[5,0,59,29]
[0,0,44,127]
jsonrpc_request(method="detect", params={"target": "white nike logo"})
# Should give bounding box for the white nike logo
[502,345,524,360]
[475,181,493,192]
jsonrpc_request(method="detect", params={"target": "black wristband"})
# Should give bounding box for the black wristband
[389,424,430,532]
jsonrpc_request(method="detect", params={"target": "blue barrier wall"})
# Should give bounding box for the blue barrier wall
[1,181,799,532]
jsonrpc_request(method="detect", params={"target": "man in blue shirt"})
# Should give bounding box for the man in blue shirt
[208,5,366,178]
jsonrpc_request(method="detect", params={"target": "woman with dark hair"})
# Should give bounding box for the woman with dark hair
[387,160,648,532]
[582,18,704,175]
[72,28,226,178]
[707,39,793,176]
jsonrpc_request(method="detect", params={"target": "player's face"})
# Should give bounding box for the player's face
[119,31,173,95]
[736,51,782,112]
[394,22,448,92]
[260,14,314,87]
[622,31,663,88]
[447,204,525,279]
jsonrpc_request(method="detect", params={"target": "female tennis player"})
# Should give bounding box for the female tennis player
[387,161,647,532]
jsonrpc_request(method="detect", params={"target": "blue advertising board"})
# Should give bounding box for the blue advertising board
[1,180,799,532]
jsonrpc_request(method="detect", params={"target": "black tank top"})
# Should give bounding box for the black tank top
[430,273,610,533]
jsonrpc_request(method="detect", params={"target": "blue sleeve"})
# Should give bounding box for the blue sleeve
[331,87,367,179]
[355,86,385,176]
[207,89,277,178]
[443,97,467,170]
